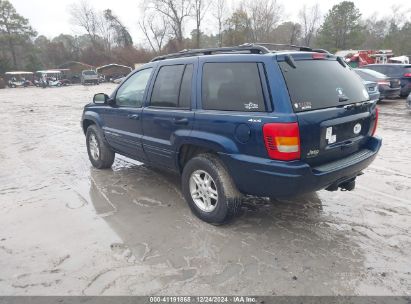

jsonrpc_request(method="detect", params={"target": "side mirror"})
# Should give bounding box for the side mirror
[93,93,109,104]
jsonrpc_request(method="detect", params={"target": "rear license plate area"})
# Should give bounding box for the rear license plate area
[321,118,368,148]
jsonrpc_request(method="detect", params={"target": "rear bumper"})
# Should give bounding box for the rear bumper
[380,87,400,99]
[219,136,382,198]
[83,79,98,84]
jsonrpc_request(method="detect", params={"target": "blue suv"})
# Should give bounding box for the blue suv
[82,44,382,224]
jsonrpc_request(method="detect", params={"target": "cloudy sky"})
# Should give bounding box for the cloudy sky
[10,0,411,45]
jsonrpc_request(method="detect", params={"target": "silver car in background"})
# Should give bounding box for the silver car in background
[81,70,99,85]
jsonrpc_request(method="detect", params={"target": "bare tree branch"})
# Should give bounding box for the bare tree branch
[151,0,193,48]
[212,0,226,47]
[298,3,321,46]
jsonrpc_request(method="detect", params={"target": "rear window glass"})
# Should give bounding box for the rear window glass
[279,60,369,112]
[356,69,386,79]
[366,65,411,76]
[202,63,266,111]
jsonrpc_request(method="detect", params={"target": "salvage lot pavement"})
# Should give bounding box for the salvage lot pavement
[0,85,410,295]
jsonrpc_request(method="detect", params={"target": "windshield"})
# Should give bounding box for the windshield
[279,59,369,112]
[83,71,96,76]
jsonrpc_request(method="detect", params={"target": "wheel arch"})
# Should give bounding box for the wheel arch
[82,111,103,134]
[176,134,238,173]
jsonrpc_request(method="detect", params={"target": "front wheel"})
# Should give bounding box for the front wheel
[86,125,115,169]
[182,154,242,225]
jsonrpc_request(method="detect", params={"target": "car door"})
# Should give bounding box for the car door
[102,68,153,161]
[142,62,195,169]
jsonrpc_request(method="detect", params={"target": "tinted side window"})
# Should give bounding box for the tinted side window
[116,68,152,107]
[202,63,265,111]
[151,65,185,107]
[179,65,194,108]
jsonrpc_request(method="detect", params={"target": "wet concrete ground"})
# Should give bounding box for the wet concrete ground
[0,85,410,295]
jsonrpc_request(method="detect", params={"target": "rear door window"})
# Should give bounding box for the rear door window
[202,62,266,111]
[279,59,369,112]
[150,64,193,108]
[151,65,185,107]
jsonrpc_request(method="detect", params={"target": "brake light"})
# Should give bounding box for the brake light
[312,53,326,60]
[403,73,411,77]
[371,107,379,136]
[263,123,301,161]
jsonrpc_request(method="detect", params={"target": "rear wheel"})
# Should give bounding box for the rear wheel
[182,154,242,225]
[86,125,115,169]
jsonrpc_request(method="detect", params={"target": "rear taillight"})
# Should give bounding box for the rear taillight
[403,73,411,77]
[371,107,379,136]
[378,80,390,86]
[263,123,301,161]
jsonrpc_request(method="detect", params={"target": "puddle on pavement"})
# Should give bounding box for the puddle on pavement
[85,160,369,295]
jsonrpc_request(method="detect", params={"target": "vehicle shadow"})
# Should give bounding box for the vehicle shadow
[85,159,364,295]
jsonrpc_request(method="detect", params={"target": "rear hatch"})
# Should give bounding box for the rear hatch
[277,53,377,167]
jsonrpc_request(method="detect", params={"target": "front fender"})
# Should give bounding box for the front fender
[82,110,104,133]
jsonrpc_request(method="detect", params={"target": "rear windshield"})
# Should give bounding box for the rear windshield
[356,68,386,79]
[366,65,411,76]
[279,60,369,112]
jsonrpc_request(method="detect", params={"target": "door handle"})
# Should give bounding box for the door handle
[173,117,189,125]
[127,114,140,120]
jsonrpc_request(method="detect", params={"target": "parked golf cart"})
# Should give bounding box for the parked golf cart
[5,71,34,88]
[35,70,70,88]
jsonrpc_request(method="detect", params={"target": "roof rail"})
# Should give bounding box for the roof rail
[150,44,270,62]
[253,43,331,54]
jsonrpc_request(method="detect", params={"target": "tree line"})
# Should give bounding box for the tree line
[1,0,410,74]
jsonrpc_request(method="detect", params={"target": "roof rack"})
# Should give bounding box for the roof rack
[150,43,331,62]
[150,44,270,62]
[253,43,331,54]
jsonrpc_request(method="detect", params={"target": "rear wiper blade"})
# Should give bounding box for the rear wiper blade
[339,96,349,102]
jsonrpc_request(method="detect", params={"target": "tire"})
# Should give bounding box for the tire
[182,154,242,225]
[86,125,115,169]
